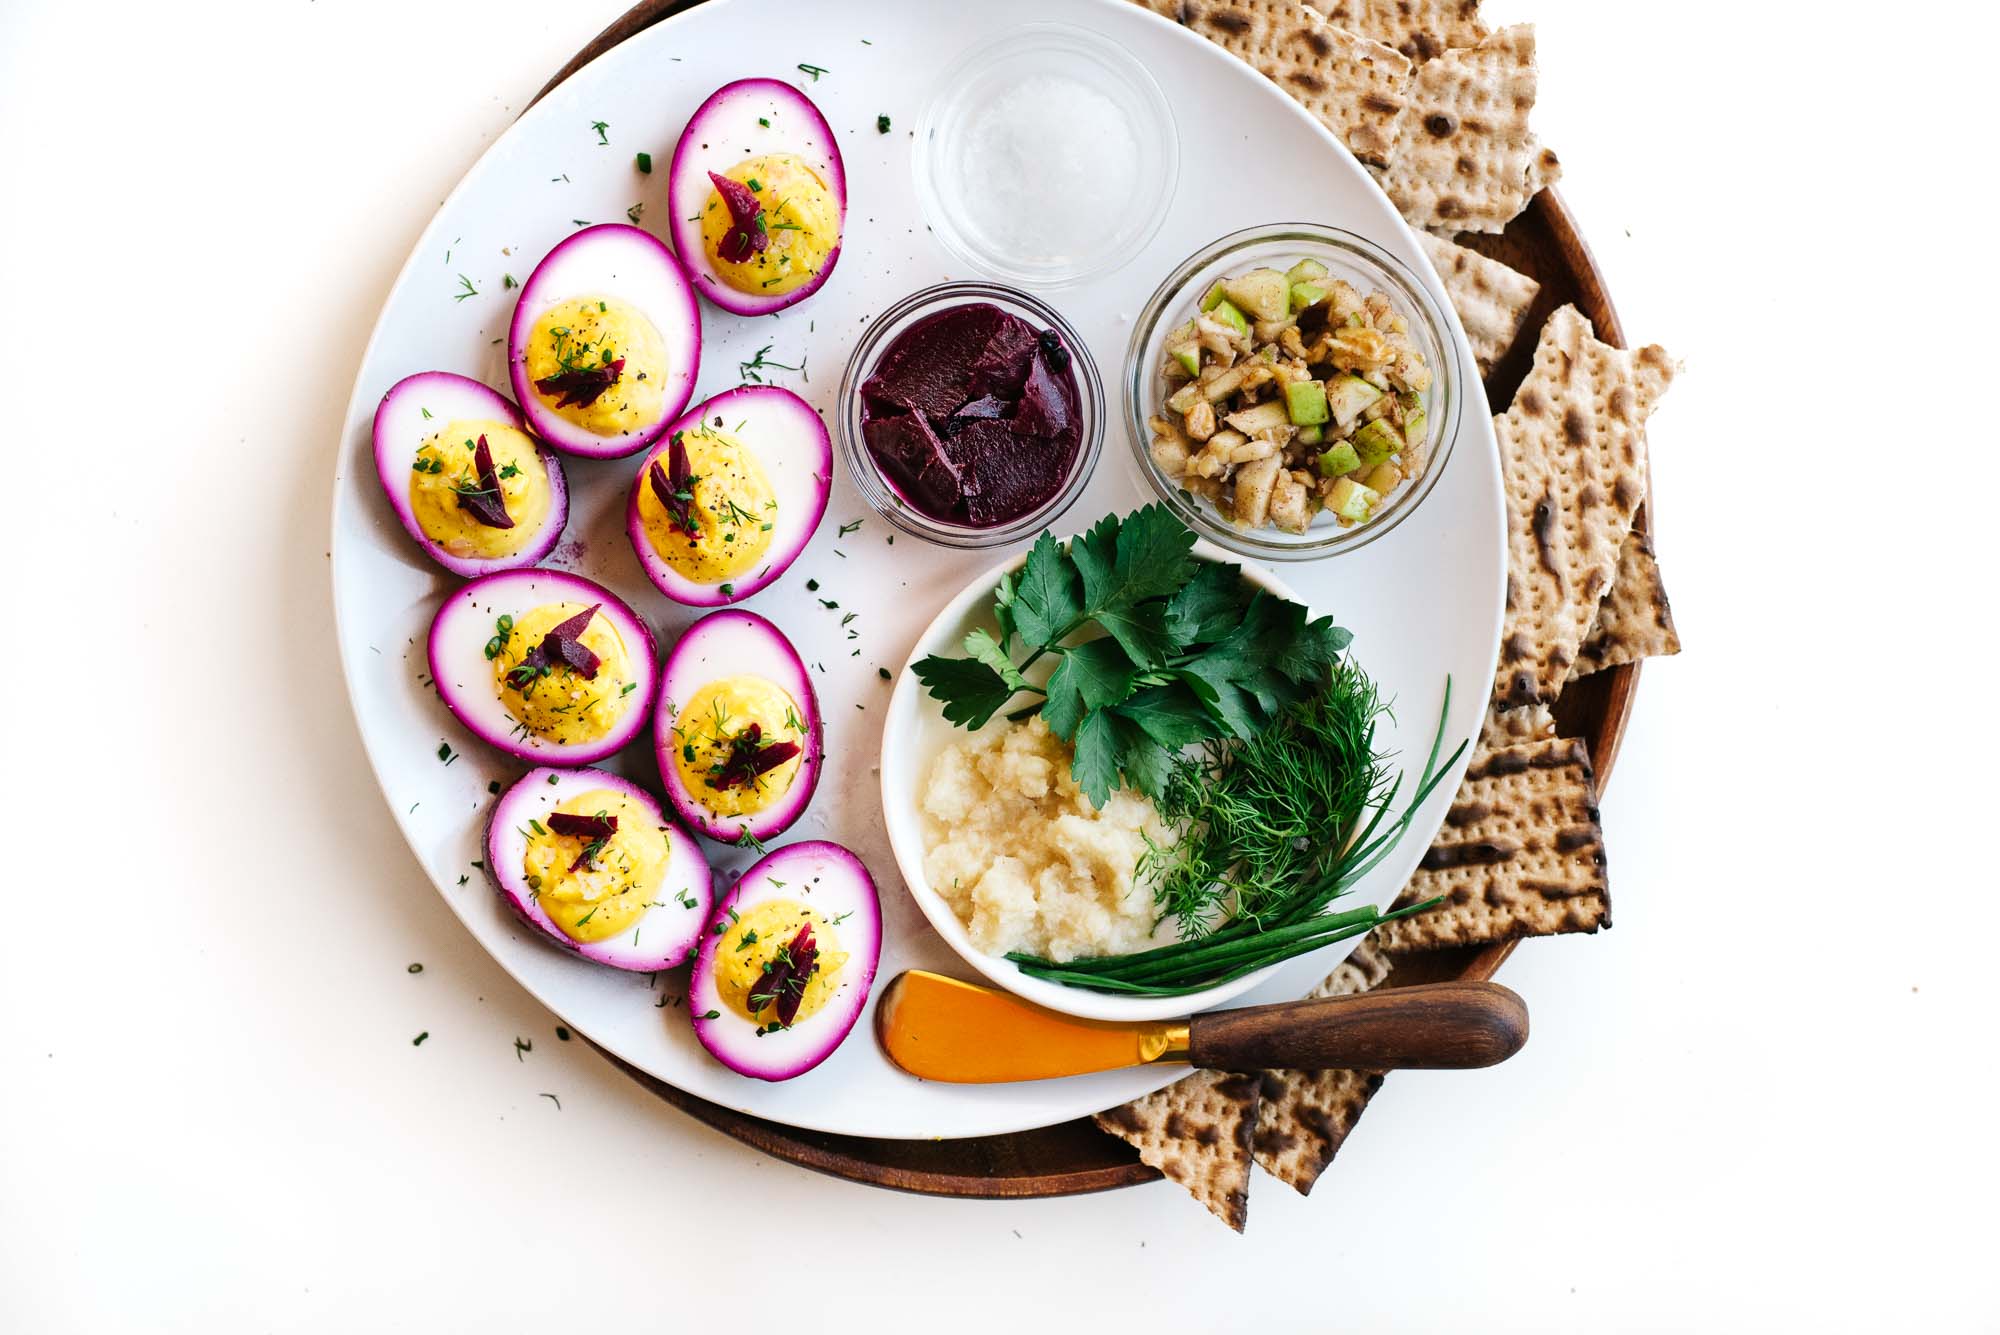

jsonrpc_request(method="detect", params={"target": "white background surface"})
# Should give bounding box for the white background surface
[2,1,1995,1330]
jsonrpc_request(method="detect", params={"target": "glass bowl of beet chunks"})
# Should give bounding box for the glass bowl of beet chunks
[839,282,1103,547]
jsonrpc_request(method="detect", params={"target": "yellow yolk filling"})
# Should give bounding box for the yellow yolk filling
[636,425,778,583]
[492,601,636,744]
[409,420,551,558]
[671,675,806,817]
[524,296,668,438]
[698,153,841,298]
[713,900,847,1026]
[522,788,670,943]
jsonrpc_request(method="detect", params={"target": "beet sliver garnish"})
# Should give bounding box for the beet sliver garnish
[533,358,626,409]
[649,433,701,537]
[709,719,802,790]
[546,812,618,839]
[509,603,603,687]
[708,171,768,264]
[547,811,619,873]
[772,925,818,1028]
[455,435,515,529]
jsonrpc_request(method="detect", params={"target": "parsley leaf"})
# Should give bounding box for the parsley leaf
[911,654,1016,730]
[1069,710,1122,807]
[1167,558,1248,645]
[963,628,1030,693]
[1041,638,1135,740]
[1113,684,1215,751]
[1009,530,1081,647]
[1070,507,1196,619]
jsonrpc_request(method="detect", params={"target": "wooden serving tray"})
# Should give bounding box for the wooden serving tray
[533,0,1646,1198]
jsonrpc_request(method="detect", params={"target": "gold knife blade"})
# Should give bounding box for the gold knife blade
[875,970,1190,1083]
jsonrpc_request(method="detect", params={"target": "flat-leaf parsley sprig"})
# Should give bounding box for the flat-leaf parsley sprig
[911,505,1350,806]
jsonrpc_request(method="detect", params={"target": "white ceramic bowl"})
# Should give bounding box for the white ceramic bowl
[879,538,1312,1022]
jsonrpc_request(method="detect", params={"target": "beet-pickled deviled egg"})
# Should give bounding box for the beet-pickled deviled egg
[372,372,568,576]
[486,768,712,971]
[626,386,831,606]
[668,79,846,315]
[507,225,701,459]
[429,569,657,765]
[654,610,821,844]
[688,841,881,1081]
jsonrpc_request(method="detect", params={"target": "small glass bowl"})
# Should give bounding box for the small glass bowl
[1124,223,1460,561]
[837,280,1104,549]
[914,22,1179,288]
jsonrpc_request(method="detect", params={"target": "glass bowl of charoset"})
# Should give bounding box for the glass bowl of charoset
[1125,223,1459,561]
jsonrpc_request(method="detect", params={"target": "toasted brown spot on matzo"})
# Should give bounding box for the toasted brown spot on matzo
[1096,1069,1261,1230]
[1375,737,1609,952]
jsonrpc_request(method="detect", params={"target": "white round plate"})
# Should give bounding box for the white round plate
[330,0,1503,1140]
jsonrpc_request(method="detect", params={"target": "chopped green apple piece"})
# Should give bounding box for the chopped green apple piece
[1325,374,1385,428]
[1316,441,1361,477]
[1290,281,1327,313]
[1285,258,1330,284]
[1224,400,1292,435]
[1296,423,1324,446]
[1402,405,1427,448]
[1284,379,1330,426]
[1200,281,1229,312]
[1168,343,1201,378]
[1166,381,1202,414]
[1364,461,1402,494]
[1327,476,1379,523]
[1353,418,1401,469]
[1222,268,1291,323]
[1208,298,1249,337]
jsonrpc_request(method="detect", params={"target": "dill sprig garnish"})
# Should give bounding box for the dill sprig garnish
[1142,655,1389,940]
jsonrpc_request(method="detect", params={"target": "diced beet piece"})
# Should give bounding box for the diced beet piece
[952,420,1072,528]
[708,171,767,264]
[1011,353,1072,439]
[955,394,1009,421]
[863,412,969,516]
[965,313,1039,400]
[860,304,1017,416]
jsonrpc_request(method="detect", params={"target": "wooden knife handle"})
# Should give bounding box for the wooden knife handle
[1185,981,1529,1071]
